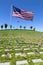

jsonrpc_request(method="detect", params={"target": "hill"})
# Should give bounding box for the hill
[0,29,43,44]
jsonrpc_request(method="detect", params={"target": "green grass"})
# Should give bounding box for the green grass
[0,29,43,65]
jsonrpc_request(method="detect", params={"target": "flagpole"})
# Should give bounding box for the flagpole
[10,5,12,40]
[10,5,12,29]
[10,5,16,65]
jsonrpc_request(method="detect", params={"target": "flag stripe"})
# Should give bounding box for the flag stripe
[12,6,34,20]
[12,12,33,20]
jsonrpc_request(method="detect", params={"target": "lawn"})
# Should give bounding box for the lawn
[0,29,43,65]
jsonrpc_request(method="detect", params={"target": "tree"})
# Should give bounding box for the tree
[1,25,3,29]
[33,28,35,31]
[4,24,8,29]
[20,25,22,29]
[10,25,12,29]
[24,26,26,29]
[30,26,33,30]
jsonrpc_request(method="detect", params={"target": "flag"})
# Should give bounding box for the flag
[12,6,34,20]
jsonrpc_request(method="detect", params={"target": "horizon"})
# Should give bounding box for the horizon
[0,28,43,33]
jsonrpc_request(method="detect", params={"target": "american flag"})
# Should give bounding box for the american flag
[12,6,34,20]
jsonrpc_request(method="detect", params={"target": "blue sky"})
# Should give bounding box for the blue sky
[0,0,43,31]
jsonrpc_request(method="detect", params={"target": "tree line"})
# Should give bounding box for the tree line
[0,24,35,31]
